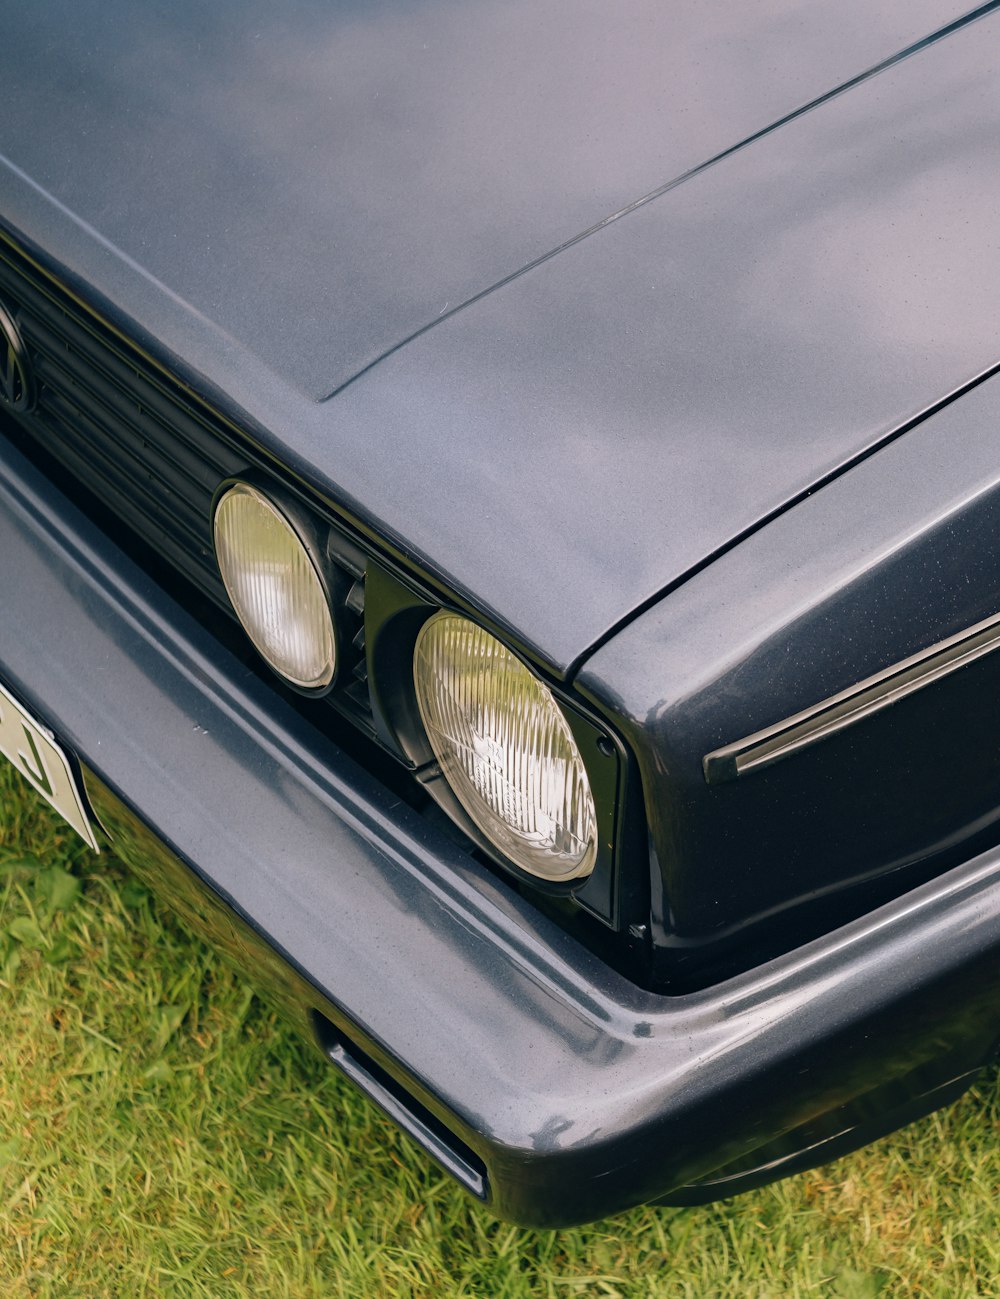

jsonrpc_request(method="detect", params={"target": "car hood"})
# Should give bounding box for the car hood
[0,0,971,401]
[2,0,999,672]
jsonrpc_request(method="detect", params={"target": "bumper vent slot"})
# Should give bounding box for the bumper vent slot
[310,1010,488,1201]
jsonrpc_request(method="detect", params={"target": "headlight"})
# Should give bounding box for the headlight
[213,482,336,690]
[413,612,598,881]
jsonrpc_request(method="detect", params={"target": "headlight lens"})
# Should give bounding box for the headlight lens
[413,612,598,881]
[214,482,336,690]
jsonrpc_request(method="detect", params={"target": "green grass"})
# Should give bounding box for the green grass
[0,762,997,1299]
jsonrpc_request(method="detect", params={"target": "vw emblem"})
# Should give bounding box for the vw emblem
[0,299,33,412]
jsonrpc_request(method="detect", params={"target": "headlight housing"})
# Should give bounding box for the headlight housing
[213,482,337,691]
[413,611,598,881]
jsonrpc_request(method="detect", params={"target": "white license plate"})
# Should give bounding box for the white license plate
[0,680,98,852]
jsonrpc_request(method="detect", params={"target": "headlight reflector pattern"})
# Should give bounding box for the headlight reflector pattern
[413,612,597,881]
[214,482,336,690]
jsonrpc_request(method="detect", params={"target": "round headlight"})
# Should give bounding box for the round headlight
[413,612,598,882]
[213,482,336,690]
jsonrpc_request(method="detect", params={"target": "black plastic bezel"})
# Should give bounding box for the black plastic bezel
[363,562,626,926]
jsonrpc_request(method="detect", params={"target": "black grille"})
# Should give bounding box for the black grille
[0,237,373,731]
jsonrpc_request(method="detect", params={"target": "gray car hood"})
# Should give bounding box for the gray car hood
[0,0,973,399]
[2,0,999,670]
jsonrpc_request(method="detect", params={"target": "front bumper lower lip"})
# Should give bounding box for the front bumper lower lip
[1,427,998,1229]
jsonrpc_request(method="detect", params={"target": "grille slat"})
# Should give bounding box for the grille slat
[31,406,220,598]
[39,385,216,555]
[0,236,376,734]
[26,319,236,499]
[0,251,241,470]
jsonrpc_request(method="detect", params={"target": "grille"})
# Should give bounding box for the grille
[0,236,373,730]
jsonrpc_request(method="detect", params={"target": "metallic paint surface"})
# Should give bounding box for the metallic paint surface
[0,0,970,399]
[323,9,1000,673]
[0,424,997,1226]
[580,368,1000,972]
[1,5,998,673]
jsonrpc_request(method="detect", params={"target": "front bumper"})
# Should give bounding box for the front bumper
[1,430,998,1228]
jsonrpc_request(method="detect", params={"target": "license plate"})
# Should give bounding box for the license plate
[0,680,99,852]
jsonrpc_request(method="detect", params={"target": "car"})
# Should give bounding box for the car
[1,0,999,1229]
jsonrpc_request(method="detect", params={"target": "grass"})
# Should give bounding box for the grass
[0,762,997,1298]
